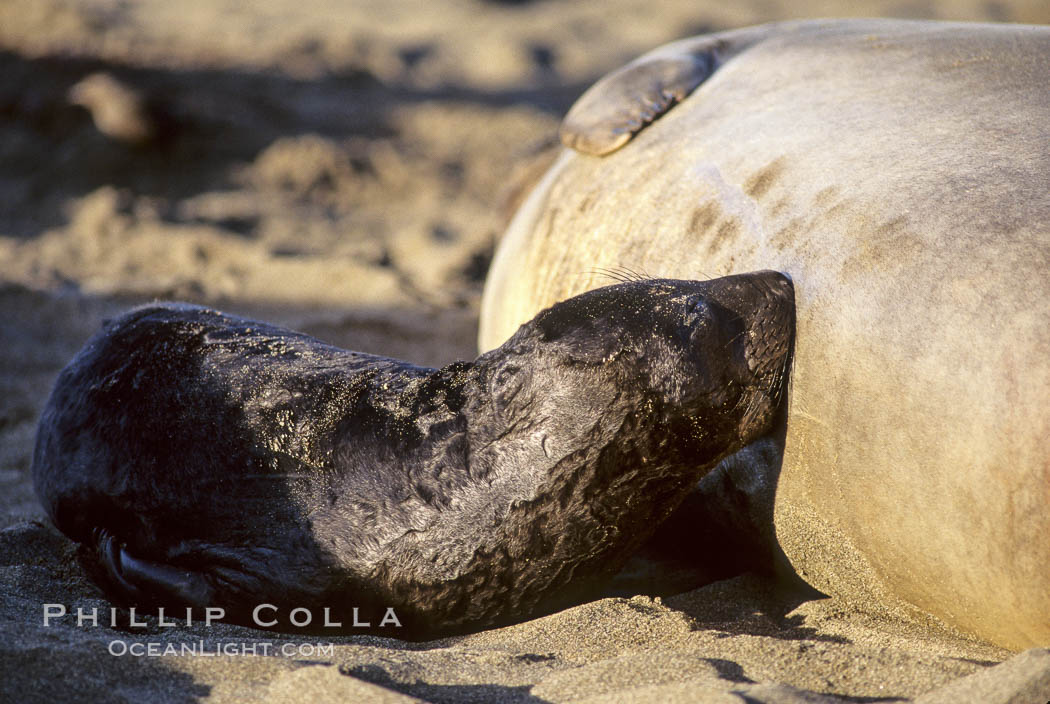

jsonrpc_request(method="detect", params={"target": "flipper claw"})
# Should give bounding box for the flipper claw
[92,528,213,608]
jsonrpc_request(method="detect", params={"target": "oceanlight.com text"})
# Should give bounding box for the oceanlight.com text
[107,640,335,657]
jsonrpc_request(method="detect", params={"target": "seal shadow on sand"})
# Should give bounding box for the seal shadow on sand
[342,664,551,704]
[607,413,850,646]
[2,646,211,704]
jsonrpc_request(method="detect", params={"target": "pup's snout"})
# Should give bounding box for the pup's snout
[742,271,794,380]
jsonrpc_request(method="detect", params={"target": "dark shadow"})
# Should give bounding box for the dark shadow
[0,637,210,704]
[663,575,849,646]
[341,664,549,704]
[705,658,755,684]
[951,657,1000,668]
[605,414,798,601]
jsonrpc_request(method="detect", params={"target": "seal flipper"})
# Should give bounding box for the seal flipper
[560,24,776,156]
[560,55,714,156]
[93,528,214,609]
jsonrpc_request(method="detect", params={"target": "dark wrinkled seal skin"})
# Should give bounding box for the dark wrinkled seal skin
[32,271,793,639]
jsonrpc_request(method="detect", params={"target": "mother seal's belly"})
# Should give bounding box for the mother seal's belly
[479,18,1050,650]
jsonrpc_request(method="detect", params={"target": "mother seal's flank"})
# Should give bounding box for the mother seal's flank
[32,272,793,638]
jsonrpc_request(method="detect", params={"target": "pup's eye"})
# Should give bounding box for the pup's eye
[495,365,519,389]
[492,363,526,411]
[682,295,711,328]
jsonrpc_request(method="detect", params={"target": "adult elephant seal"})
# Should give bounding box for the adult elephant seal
[32,273,793,639]
[479,19,1050,651]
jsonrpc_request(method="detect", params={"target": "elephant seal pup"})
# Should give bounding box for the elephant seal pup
[32,272,793,639]
[479,19,1050,650]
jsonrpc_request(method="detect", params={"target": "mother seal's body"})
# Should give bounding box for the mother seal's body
[33,273,793,638]
[480,19,1050,650]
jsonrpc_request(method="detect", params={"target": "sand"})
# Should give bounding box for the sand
[1,1,1048,701]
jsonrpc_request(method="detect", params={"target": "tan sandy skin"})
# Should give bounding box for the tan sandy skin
[479,19,1050,651]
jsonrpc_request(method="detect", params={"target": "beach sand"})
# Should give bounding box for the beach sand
[1,1,1048,701]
